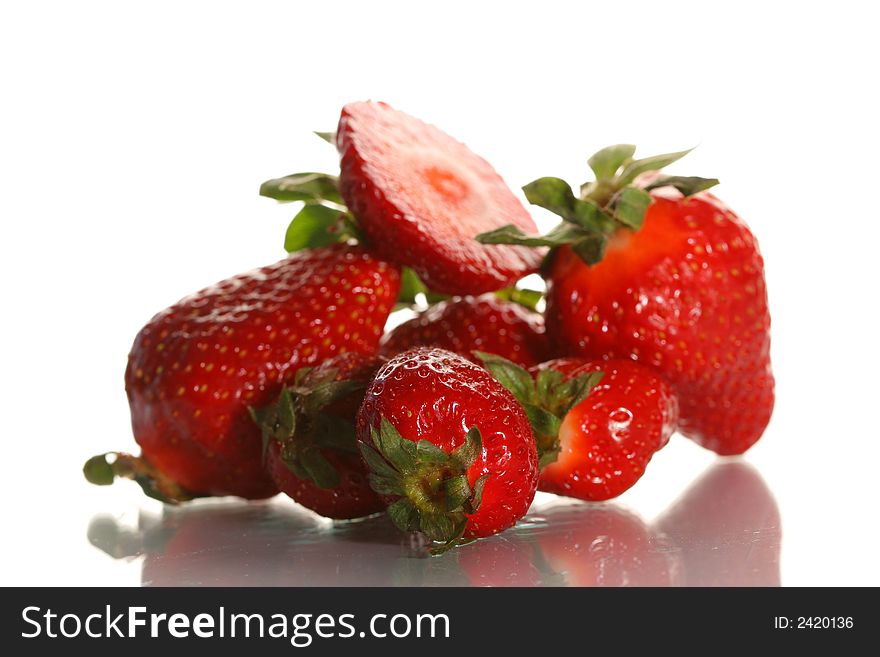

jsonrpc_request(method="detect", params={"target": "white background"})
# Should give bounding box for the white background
[1,1,878,586]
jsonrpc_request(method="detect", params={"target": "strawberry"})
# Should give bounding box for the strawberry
[380,292,549,367]
[254,352,386,519]
[84,245,400,500]
[336,101,543,295]
[479,354,677,500]
[356,347,538,548]
[478,145,773,454]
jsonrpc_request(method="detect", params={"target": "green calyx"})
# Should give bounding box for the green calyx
[82,452,198,504]
[476,144,719,265]
[475,352,603,468]
[249,366,367,490]
[360,418,489,551]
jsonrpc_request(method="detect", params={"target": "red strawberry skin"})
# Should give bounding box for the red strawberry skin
[126,245,400,499]
[356,347,539,539]
[267,444,382,520]
[533,358,678,501]
[266,352,386,519]
[337,101,543,295]
[380,293,548,367]
[546,190,773,455]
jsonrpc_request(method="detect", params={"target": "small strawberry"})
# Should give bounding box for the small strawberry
[380,292,549,367]
[479,354,677,501]
[336,101,544,295]
[478,145,773,454]
[84,245,400,500]
[356,347,538,548]
[254,352,386,519]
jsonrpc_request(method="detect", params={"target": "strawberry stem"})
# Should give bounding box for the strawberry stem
[83,452,197,504]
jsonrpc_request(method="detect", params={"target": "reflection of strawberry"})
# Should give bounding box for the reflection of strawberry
[85,245,400,500]
[654,462,781,586]
[478,145,773,454]
[381,293,548,367]
[356,347,538,547]
[257,352,386,519]
[337,101,543,295]
[479,354,677,500]
[529,504,677,587]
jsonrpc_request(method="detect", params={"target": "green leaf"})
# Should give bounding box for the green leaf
[571,234,607,265]
[493,287,544,312]
[618,148,693,186]
[560,371,604,415]
[443,475,472,511]
[468,474,490,513]
[299,448,340,489]
[302,379,365,416]
[283,456,310,482]
[535,368,564,401]
[417,440,449,464]
[451,426,483,469]
[83,454,115,486]
[522,177,578,217]
[376,418,417,473]
[313,415,359,453]
[259,172,342,204]
[569,197,617,233]
[314,131,336,144]
[368,473,403,496]
[588,144,636,180]
[359,440,399,480]
[522,403,562,442]
[387,498,420,532]
[475,222,582,248]
[276,387,296,436]
[538,446,562,469]
[643,175,719,197]
[474,352,536,404]
[284,204,347,253]
[614,187,653,230]
[420,512,458,543]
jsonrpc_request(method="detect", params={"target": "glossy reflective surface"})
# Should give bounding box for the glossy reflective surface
[86,462,779,587]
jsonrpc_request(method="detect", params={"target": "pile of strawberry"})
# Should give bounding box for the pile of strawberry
[85,102,774,551]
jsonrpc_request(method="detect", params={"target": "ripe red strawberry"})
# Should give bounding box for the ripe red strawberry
[380,292,549,367]
[356,347,538,548]
[255,352,386,519]
[479,354,677,500]
[478,145,773,454]
[337,101,543,295]
[84,245,400,500]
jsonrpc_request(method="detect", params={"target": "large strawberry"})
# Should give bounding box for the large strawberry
[380,292,549,367]
[479,354,677,500]
[478,145,773,454]
[254,352,387,519]
[336,101,543,295]
[84,245,400,500]
[356,347,538,549]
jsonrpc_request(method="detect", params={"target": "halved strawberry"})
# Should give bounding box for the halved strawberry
[336,101,543,295]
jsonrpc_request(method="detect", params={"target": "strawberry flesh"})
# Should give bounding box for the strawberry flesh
[337,101,543,295]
